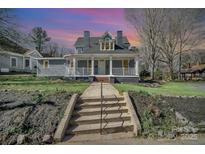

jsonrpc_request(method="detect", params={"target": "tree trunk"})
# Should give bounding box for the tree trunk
[151,63,155,80]
[169,61,174,80]
[178,50,182,80]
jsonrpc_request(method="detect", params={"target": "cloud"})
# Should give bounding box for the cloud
[15,8,140,48]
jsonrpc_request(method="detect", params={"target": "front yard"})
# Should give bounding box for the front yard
[114,81,205,97]
[0,75,90,144]
[0,75,90,93]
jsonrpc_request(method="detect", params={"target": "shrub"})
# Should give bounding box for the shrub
[140,70,151,80]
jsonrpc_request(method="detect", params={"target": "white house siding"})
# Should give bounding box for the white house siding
[0,52,24,72]
[37,59,67,77]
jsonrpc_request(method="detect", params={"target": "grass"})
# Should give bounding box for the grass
[0,75,90,93]
[114,81,205,97]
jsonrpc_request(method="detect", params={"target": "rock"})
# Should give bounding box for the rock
[8,136,17,145]
[170,108,174,112]
[191,127,199,133]
[183,126,192,133]
[158,130,164,137]
[167,132,176,139]
[158,80,166,85]
[151,106,161,117]
[42,135,52,144]
[175,111,189,125]
[17,135,27,145]
[173,126,199,134]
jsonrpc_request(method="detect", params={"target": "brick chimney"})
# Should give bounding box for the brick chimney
[84,31,90,49]
[116,30,123,46]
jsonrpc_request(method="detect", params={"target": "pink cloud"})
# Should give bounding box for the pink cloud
[63,8,124,18]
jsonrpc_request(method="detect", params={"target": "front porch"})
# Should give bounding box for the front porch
[64,54,139,78]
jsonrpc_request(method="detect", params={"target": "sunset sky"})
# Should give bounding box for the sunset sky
[13,8,140,49]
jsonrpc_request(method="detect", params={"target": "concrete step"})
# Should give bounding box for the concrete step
[80,95,124,103]
[66,121,133,135]
[77,100,125,104]
[62,132,134,143]
[95,77,110,83]
[73,106,129,116]
[70,113,131,125]
[75,101,126,109]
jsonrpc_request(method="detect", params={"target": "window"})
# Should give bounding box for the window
[102,42,105,50]
[123,60,129,68]
[43,60,49,69]
[88,60,91,68]
[110,42,113,50]
[106,42,109,50]
[25,59,30,68]
[11,57,17,67]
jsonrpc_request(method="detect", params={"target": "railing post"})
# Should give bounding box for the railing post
[73,57,76,76]
[109,56,112,75]
[135,57,139,76]
[123,67,125,76]
[83,67,85,76]
[91,57,94,76]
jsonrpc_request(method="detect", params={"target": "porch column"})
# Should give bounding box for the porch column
[135,57,139,76]
[91,57,94,76]
[30,57,32,70]
[23,56,25,70]
[73,57,76,76]
[109,56,112,75]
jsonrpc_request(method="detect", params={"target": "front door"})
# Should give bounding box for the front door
[98,60,105,75]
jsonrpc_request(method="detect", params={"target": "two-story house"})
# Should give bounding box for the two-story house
[37,31,139,82]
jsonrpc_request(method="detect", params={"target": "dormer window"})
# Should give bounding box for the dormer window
[100,32,115,51]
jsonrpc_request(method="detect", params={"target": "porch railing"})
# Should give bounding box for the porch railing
[112,67,136,76]
[76,67,92,76]
[65,67,136,76]
[66,67,91,76]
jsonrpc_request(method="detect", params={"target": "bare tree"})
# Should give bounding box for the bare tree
[125,8,165,80]
[30,27,51,53]
[0,9,18,37]
[158,9,205,79]
[176,9,205,78]
[46,42,59,57]
[126,8,205,80]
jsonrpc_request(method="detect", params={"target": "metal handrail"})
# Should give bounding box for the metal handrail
[100,82,103,134]
[113,94,124,126]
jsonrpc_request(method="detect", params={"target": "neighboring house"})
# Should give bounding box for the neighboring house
[0,49,42,73]
[37,31,140,83]
[181,63,205,80]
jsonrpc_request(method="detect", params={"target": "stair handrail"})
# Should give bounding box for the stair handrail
[113,94,124,126]
[100,82,103,134]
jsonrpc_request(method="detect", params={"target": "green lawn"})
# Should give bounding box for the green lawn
[114,81,205,97]
[0,75,90,93]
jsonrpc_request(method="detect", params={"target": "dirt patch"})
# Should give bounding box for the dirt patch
[161,96,205,124]
[129,91,205,139]
[0,90,72,145]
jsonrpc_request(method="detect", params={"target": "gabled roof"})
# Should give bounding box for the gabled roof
[181,64,205,73]
[0,36,29,54]
[25,50,43,58]
[74,36,130,48]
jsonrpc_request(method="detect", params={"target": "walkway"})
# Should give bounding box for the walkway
[81,82,121,98]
